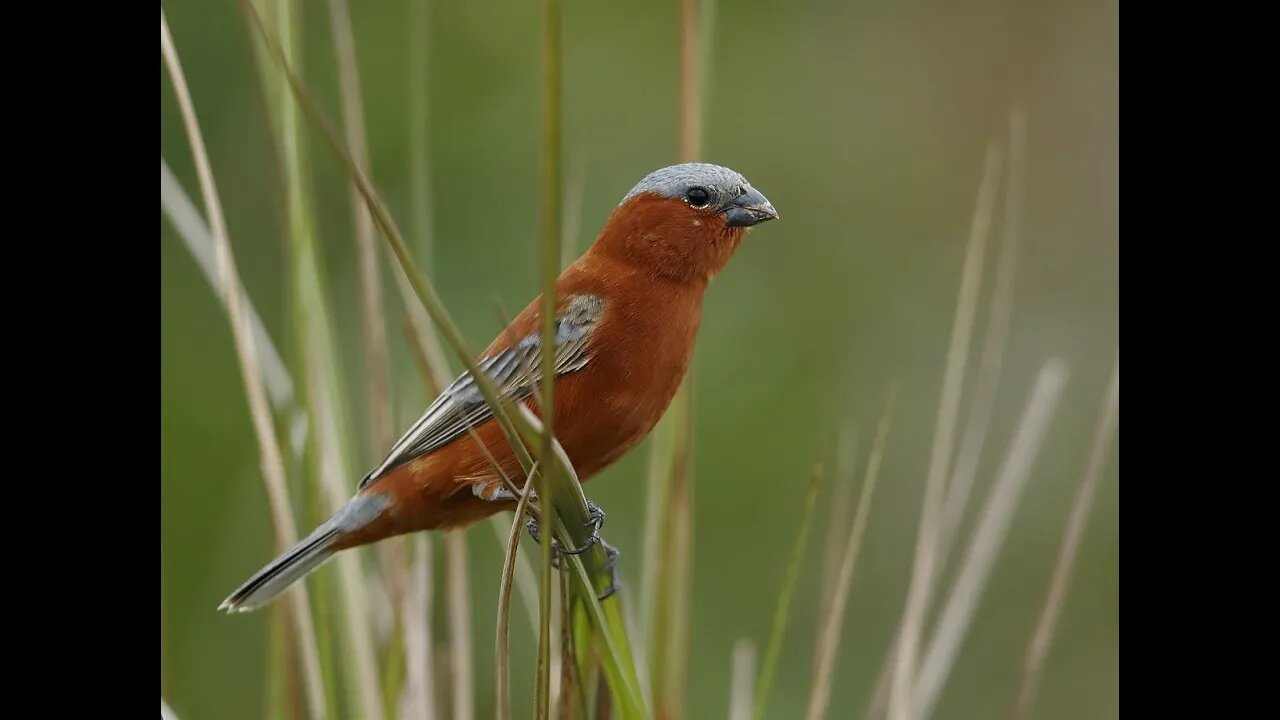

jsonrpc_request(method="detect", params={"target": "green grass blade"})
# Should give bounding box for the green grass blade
[325,0,409,659]
[159,161,299,418]
[241,0,385,716]
[496,472,537,720]
[242,0,535,478]
[571,598,599,718]
[400,535,437,719]
[445,533,474,720]
[506,407,648,719]
[751,464,823,720]
[643,1,715,714]
[159,16,327,719]
[536,0,564,716]
[239,6,646,714]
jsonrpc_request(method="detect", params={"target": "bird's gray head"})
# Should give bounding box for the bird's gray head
[620,162,779,227]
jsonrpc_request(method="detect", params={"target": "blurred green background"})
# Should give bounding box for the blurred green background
[160,0,1118,718]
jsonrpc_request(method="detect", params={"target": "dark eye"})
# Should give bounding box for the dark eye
[686,187,711,208]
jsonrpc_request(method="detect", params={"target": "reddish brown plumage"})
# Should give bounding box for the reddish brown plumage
[219,164,778,613]
[332,193,751,550]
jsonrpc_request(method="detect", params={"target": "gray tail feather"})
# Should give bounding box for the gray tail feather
[218,523,340,613]
[219,492,391,614]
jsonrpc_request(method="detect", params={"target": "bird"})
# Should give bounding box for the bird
[220,162,778,613]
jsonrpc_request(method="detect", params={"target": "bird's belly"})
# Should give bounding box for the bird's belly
[556,346,689,480]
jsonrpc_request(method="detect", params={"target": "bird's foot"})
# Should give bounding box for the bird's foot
[525,500,620,601]
[525,498,605,556]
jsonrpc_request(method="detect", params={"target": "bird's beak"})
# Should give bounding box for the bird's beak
[723,186,779,227]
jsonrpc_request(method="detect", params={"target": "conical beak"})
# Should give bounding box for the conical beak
[724,186,779,227]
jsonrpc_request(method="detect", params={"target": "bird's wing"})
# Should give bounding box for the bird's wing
[358,293,604,490]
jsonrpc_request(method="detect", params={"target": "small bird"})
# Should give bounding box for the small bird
[220,162,778,613]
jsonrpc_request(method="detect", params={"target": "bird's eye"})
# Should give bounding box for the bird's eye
[686,187,711,208]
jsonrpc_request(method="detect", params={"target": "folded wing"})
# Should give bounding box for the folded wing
[358,293,603,490]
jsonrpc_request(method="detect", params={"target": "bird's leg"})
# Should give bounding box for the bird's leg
[595,538,622,601]
[525,499,605,556]
[552,500,606,555]
[484,485,619,599]
[524,499,620,598]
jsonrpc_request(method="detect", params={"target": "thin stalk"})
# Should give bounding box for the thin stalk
[408,0,435,272]
[1013,359,1118,720]
[287,0,383,714]
[326,0,390,473]
[241,5,644,712]
[513,408,649,719]
[558,568,579,720]
[402,1,439,715]
[160,15,326,720]
[888,146,1003,720]
[938,110,1028,569]
[496,469,538,720]
[446,533,474,720]
[572,598,599,719]
[241,0,536,490]
[265,603,288,720]
[678,0,703,162]
[806,390,896,720]
[668,461,695,713]
[550,564,566,719]
[912,360,1070,720]
[381,610,406,713]
[490,515,542,636]
[400,0,454,400]
[644,1,713,714]
[399,535,437,719]
[326,0,410,669]
[406,303,542,647]
[861,642,892,720]
[159,161,299,418]
[728,640,757,720]
[390,260,454,400]
[863,128,1020,720]
[815,423,858,636]
[160,160,311,471]
[752,464,823,720]
[640,396,673,659]
[270,0,386,715]
[537,0,563,716]
[643,400,693,715]
[561,154,585,270]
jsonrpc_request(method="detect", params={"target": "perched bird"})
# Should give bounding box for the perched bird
[220,162,778,613]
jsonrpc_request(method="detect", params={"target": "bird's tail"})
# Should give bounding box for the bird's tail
[219,492,390,613]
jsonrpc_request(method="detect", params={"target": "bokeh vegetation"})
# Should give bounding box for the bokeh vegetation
[160,1,1118,718]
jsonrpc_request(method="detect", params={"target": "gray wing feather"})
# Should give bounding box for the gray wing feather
[358,294,603,490]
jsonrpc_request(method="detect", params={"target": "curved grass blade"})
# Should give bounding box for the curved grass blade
[160,15,327,719]
[239,4,646,714]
